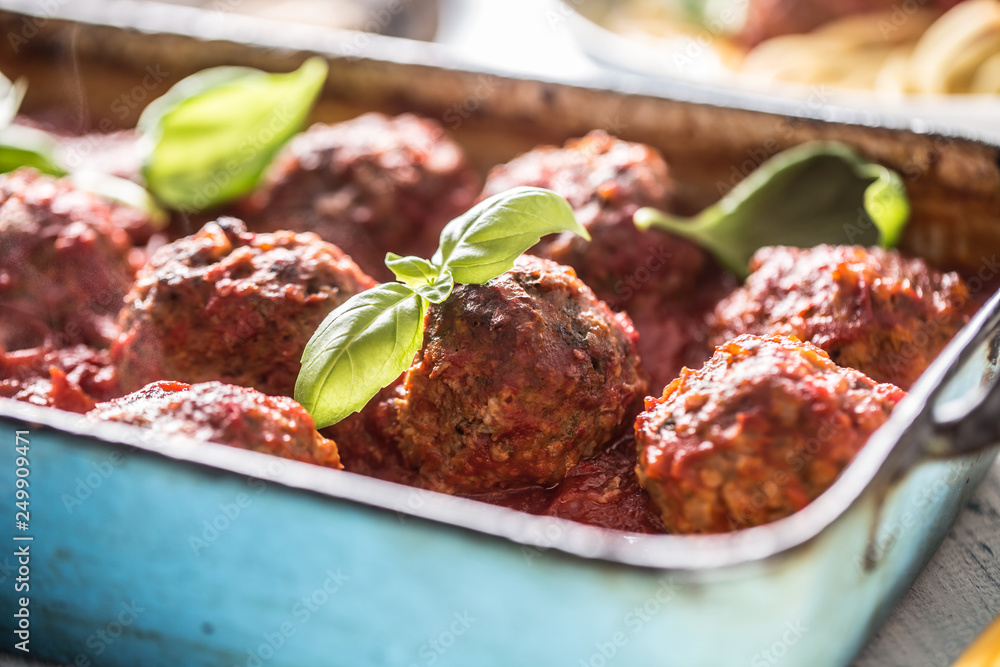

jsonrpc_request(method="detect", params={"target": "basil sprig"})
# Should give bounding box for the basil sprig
[0,75,169,226]
[138,57,328,212]
[634,142,911,278]
[0,74,65,177]
[295,187,590,428]
[0,124,65,177]
[0,56,328,221]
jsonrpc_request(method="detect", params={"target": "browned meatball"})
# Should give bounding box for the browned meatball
[480,131,708,311]
[240,113,481,281]
[635,334,905,534]
[88,381,341,467]
[322,382,416,486]
[0,168,148,350]
[460,436,666,533]
[710,245,970,390]
[1,344,119,413]
[112,217,375,397]
[542,436,665,533]
[392,255,648,494]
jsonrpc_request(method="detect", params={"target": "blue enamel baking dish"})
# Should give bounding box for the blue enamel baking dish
[1,2,1000,665]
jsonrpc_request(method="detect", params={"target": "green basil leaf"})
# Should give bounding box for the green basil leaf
[385,253,439,286]
[69,171,169,229]
[432,186,591,285]
[0,75,26,130]
[139,57,328,212]
[385,254,454,302]
[412,271,454,304]
[295,283,427,428]
[0,125,66,176]
[862,164,909,248]
[634,141,911,278]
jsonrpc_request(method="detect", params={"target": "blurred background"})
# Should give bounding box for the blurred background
[159,0,1000,138]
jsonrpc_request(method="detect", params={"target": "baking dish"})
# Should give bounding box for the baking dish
[1,1,1000,665]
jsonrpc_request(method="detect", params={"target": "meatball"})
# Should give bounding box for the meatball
[460,436,666,533]
[322,382,416,486]
[480,131,708,311]
[240,113,481,281]
[709,245,970,390]
[635,334,905,534]
[88,381,341,467]
[0,168,147,350]
[112,217,375,397]
[542,436,665,533]
[1,344,119,413]
[392,255,648,494]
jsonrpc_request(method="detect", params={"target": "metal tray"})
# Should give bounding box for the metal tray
[1,2,1000,665]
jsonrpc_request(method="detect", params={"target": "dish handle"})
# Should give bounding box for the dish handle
[926,288,1000,457]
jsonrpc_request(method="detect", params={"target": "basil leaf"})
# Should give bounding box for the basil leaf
[432,186,591,285]
[634,142,911,278]
[862,164,909,248]
[0,75,26,129]
[69,171,169,229]
[0,125,66,176]
[139,57,328,212]
[385,253,454,302]
[385,253,439,286]
[295,283,428,429]
[412,271,454,304]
